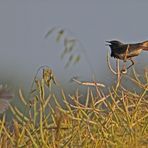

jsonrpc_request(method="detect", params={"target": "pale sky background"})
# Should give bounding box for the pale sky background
[0,0,148,89]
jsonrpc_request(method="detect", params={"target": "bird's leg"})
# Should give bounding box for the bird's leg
[121,44,130,74]
[121,61,127,74]
[121,59,134,74]
[126,59,135,70]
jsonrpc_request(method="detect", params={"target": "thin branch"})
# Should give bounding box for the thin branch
[72,78,105,88]
[107,51,117,75]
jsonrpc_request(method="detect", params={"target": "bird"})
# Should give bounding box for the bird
[106,40,148,73]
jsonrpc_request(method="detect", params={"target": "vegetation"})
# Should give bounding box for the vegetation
[0,65,147,148]
[0,28,147,147]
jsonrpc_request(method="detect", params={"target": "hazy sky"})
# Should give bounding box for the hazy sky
[0,0,147,88]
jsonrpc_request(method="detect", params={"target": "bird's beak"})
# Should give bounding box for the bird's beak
[105,41,111,46]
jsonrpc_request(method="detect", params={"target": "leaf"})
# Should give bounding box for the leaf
[64,38,76,53]
[65,54,74,68]
[68,54,74,63]
[73,55,80,64]
[56,29,64,42]
[42,68,56,87]
[67,39,76,52]
[44,27,56,38]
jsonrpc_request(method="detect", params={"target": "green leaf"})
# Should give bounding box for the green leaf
[74,55,80,64]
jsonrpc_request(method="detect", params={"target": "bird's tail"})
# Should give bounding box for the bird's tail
[142,48,148,51]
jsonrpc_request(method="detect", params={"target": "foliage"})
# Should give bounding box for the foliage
[0,66,148,148]
[45,27,91,69]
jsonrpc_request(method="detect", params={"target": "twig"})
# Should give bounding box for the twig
[107,51,117,75]
[72,78,105,88]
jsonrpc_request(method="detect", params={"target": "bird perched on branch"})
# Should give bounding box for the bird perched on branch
[106,40,148,73]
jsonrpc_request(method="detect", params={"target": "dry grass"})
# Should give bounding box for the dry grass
[0,66,148,148]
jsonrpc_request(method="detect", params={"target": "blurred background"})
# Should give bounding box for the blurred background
[0,0,147,92]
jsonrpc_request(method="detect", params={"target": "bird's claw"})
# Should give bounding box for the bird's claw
[121,68,127,74]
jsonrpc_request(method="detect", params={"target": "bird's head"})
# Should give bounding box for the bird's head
[105,40,123,46]
[105,40,124,58]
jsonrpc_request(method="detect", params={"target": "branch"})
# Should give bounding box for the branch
[72,78,105,88]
